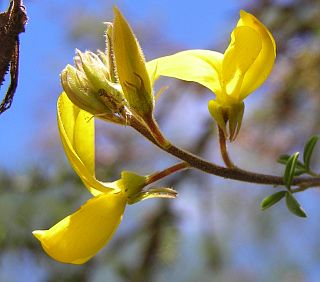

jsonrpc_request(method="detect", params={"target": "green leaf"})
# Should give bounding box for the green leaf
[285,192,307,218]
[293,168,307,176]
[277,154,290,165]
[283,152,300,190]
[303,135,319,171]
[260,191,286,210]
[277,154,305,170]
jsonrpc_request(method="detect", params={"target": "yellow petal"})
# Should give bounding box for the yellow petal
[237,10,276,99]
[113,7,154,119]
[147,50,223,95]
[57,93,112,195]
[33,192,127,264]
[221,26,262,100]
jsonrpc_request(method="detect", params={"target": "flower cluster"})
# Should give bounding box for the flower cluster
[33,8,276,264]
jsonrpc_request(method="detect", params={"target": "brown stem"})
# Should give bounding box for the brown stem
[129,115,157,144]
[145,162,190,185]
[218,126,235,168]
[144,115,170,148]
[166,143,320,186]
[129,113,320,188]
[166,144,281,185]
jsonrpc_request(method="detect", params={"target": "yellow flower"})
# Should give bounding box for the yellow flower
[146,10,276,140]
[32,93,144,264]
[60,7,154,125]
[32,93,176,264]
[32,193,126,264]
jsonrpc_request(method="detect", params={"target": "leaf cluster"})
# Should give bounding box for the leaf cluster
[260,136,319,218]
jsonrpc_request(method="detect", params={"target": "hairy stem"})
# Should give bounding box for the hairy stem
[129,114,320,188]
[218,126,235,168]
[144,116,170,148]
[145,162,190,185]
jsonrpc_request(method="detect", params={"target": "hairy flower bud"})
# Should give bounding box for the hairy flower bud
[61,49,130,124]
[60,64,109,115]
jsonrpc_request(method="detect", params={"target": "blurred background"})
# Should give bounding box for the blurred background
[0,0,320,281]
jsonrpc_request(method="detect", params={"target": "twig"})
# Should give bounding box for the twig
[145,162,190,185]
[129,116,320,188]
[218,126,235,168]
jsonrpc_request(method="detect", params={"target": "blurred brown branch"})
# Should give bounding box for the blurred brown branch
[0,0,27,114]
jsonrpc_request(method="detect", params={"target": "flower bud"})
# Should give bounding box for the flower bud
[76,50,109,90]
[60,64,109,115]
[61,50,131,124]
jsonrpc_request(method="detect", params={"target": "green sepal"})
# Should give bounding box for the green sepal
[285,191,307,218]
[113,7,154,120]
[228,101,244,141]
[260,191,286,210]
[104,23,118,83]
[120,171,146,199]
[303,135,319,171]
[207,100,244,141]
[208,99,227,135]
[97,50,108,69]
[127,187,178,205]
[283,152,300,190]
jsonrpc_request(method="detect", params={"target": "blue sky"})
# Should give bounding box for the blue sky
[2,2,320,281]
[0,0,244,169]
